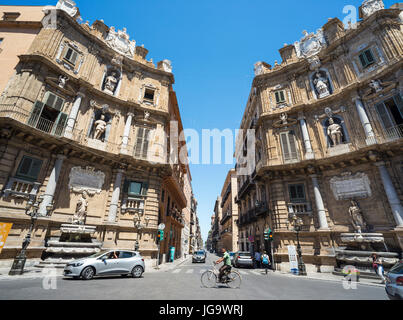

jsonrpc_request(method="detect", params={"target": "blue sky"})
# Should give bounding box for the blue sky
[9,0,397,243]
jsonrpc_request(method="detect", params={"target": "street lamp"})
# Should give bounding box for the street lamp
[292,214,307,276]
[9,197,44,276]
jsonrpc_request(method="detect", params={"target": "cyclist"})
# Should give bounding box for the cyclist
[215,248,232,283]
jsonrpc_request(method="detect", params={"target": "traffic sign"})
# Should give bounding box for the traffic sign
[0,223,12,254]
[158,223,165,231]
[248,236,254,243]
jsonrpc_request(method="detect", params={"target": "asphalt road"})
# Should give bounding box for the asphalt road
[0,254,387,300]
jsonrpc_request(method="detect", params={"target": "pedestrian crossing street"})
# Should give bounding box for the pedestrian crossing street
[168,267,271,277]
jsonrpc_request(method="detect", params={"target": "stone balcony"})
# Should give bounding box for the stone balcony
[287,202,313,216]
[2,177,41,201]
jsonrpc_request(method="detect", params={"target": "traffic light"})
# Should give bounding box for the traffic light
[158,230,164,242]
[264,228,273,241]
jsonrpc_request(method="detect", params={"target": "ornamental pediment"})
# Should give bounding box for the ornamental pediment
[105,27,136,59]
[294,29,327,59]
[360,0,385,19]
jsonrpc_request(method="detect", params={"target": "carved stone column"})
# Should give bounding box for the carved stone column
[65,91,85,139]
[121,112,134,153]
[375,162,403,228]
[353,96,376,145]
[310,175,329,230]
[107,169,125,223]
[298,114,314,160]
[38,154,66,216]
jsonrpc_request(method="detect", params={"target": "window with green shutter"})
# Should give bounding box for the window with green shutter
[358,49,375,68]
[16,156,43,181]
[125,181,148,197]
[275,90,286,104]
[43,92,65,111]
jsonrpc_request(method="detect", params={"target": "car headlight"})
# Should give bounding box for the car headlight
[70,262,84,267]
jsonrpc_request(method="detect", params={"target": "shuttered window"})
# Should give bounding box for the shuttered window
[64,47,79,65]
[280,131,298,163]
[16,156,43,181]
[275,90,286,104]
[134,127,151,159]
[358,49,375,68]
[44,92,65,111]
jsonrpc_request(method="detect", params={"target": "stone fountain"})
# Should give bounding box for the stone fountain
[334,201,400,277]
[36,192,102,269]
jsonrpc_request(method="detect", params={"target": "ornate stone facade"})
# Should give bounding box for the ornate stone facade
[235,0,403,274]
[0,3,193,269]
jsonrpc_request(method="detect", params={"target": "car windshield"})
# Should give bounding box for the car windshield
[87,250,110,258]
[195,251,204,255]
[389,262,403,274]
[230,253,235,257]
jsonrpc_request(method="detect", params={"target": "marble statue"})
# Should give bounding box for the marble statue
[94,115,107,140]
[349,200,368,234]
[103,71,118,95]
[280,113,288,125]
[369,80,383,93]
[73,191,88,225]
[58,75,68,88]
[327,118,343,146]
[313,72,330,98]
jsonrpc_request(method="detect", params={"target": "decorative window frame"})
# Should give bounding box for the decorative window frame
[55,40,84,74]
[139,83,160,108]
[271,84,291,110]
[351,42,386,78]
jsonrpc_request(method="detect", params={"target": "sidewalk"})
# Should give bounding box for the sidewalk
[263,269,386,288]
[0,256,192,280]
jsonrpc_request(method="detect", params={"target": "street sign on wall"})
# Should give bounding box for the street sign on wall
[287,245,299,274]
[0,223,13,254]
[248,236,254,243]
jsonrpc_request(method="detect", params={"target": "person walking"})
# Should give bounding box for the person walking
[372,253,386,284]
[254,251,261,269]
[261,251,271,275]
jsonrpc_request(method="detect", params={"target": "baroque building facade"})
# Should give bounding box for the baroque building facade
[236,0,403,273]
[0,1,193,268]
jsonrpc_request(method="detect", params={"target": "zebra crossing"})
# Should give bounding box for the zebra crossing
[167,267,271,276]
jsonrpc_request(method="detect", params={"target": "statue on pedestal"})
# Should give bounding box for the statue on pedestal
[94,115,107,140]
[327,118,343,146]
[349,200,368,234]
[73,191,88,225]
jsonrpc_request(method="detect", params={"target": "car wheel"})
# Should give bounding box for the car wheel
[131,265,144,278]
[81,267,95,280]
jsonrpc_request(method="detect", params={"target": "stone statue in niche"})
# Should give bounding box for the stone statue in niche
[73,191,88,225]
[313,71,330,98]
[94,114,107,140]
[369,80,383,93]
[103,70,119,95]
[349,200,368,234]
[280,113,288,125]
[327,118,343,146]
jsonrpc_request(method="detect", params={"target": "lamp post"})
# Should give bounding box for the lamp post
[292,214,307,276]
[9,197,49,275]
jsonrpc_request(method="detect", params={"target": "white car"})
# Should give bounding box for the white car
[63,250,145,280]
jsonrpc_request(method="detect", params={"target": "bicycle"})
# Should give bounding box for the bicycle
[201,263,242,289]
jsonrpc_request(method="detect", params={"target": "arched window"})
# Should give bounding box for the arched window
[322,116,349,147]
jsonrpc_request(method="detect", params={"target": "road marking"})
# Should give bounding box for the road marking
[238,270,249,275]
[186,269,194,274]
[200,269,207,274]
[250,270,262,276]
[172,269,181,274]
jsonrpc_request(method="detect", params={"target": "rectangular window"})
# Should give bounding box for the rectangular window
[144,89,155,102]
[288,184,306,203]
[134,127,151,159]
[280,131,298,163]
[16,156,43,181]
[275,90,286,104]
[126,181,149,197]
[3,12,20,21]
[376,95,403,130]
[63,47,79,66]
[358,49,375,68]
